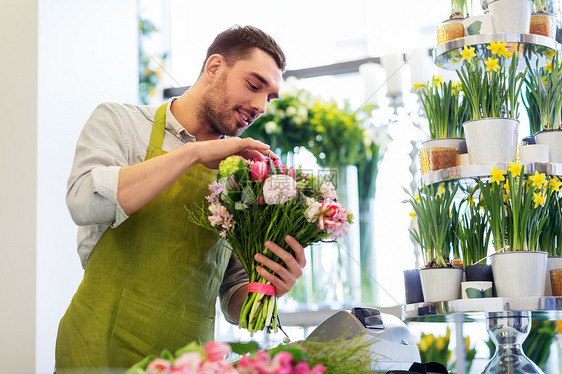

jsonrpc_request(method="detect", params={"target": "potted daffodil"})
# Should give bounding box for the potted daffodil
[415,76,470,173]
[524,51,562,163]
[457,41,526,165]
[406,183,463,302]
[529,0,556,38]
[477,162,553,297]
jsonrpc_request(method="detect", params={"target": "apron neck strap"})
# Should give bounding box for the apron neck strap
[149,103,168,149]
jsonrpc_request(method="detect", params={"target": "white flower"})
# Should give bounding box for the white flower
[319,182,338,202]
[286,106,297,117]
[265,121,278,134]
[297,106,308,121]
[281,76,299,98]
[304,200,322,222]
[262,174,297,204]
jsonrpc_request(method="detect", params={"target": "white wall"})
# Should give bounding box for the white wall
[0,1,38,372]
[36,1,138,372]
[0,1,137,373]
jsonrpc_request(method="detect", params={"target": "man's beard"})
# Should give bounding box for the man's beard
[197,73,245,137]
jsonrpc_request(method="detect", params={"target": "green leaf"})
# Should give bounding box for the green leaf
[467,21,482,35]
[229,341,261,355]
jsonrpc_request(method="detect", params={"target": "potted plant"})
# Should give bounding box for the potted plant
[539,177,562,295]
[436,0,471,45]
[477,162,551,297]
[415,77,470,173]
[456,186,493,281]
[524,51,562,163]
[406,182,463,302]
[488,0,532,33]
[529,0,556,38]
[457,43,526,165]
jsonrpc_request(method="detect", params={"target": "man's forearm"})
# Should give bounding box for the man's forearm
[228,285,249,324]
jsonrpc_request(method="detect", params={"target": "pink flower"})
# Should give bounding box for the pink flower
[272,351,293,368]
[317,201,342,230]
[173,352,202,373]
[208,203,235,238]
[293,361,311,374]
[205,181,223,204]
[287,167,296,180]
[146,358,172,374]
[310,364,326,374]
[204,341,232,362]
[262,174,297,204]
[250,161,269,181]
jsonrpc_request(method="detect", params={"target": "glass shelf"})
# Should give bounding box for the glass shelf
[420,162,562,186]
[403,296,562,323]
[433,33,560,70]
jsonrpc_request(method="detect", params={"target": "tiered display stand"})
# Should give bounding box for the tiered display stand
[405,29,561,371]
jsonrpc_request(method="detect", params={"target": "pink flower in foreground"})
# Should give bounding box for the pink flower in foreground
[250,161,269,181]
[262,174,297,204]
[272,351,293,368]
[173,352,202,373]
[310,364,326,374]
[204,341,232,362]
[146,358,172,374]
[287,166,296,180]
[293,361,311,374]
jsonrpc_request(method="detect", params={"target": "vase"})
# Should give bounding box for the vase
[490,251,547,297]
[463,118,519,165]
[529,12,556,38]
[544,256,562,296]
[403,269,424,304]
[488,0,532,33]
[534,129,562,163]
[436,17,465,45]
[419,267,463,302]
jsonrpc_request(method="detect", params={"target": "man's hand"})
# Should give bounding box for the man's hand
[254,235,306,297]
[195,137,278,169]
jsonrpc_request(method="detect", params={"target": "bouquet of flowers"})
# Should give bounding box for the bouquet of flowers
[188,156,353,334]
[127,341,326,374]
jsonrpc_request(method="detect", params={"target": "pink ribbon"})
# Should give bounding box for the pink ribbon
[248,282,276,296]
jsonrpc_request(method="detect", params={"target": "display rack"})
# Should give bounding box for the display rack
[433,33,559,70]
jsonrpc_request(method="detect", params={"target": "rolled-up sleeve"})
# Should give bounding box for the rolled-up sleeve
[66,103,131,227]
[219,253,249,324]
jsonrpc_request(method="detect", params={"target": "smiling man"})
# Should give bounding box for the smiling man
[55,25,306,370]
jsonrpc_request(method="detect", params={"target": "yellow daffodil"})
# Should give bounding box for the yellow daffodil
[437,183,446,197]
[467,194,475,207]
[533,192,546,208]
[461,45,477,63]
[413,81,423,91]
[436,336,447,351]
[504,179,510,194]
[409,211,416,218]
[543,61,552,73]
[529,170,547,190]
[485,58,500,72]
[456,82,463,92]
[465,336,471,350]
[504,50,514,58]
[486,40,508,57]
[543,49,557,59]
[550,177,562,192]
[432,75,443,86]
[508,161,522,177]
[490,166,505,185]
[503,193,510,201]
[542,76,548,86]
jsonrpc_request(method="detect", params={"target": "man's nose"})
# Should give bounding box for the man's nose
[252,94,268,116]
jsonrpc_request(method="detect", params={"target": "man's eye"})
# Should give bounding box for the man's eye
[248,83,258,91]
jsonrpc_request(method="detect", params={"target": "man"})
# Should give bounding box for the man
[56,25,306,370]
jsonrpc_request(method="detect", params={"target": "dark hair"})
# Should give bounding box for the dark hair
[202,25,286,73]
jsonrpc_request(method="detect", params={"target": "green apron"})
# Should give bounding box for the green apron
[56,103,230,370]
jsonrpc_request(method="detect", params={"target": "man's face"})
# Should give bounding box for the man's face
[199,48,283,137]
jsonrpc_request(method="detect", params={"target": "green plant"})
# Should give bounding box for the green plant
[415,78,470,139]
[456,186,492,265]
[531,0,550,13]
[243,77,315,159]
[524,52,562,133]
[478,162,553,252]
[407,182,459,267]
[457,43,525,120]
[138,17,168,105]
[451,0,471,17]
[538,177,562,255]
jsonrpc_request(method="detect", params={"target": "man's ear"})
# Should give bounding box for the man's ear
[204,54,225,83]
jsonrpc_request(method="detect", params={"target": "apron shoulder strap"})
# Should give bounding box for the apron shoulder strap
[149,103,168,150]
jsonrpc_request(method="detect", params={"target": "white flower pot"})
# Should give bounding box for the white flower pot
[490,251,547,297]
[544,256,562,296]
[463,118,519,165]
[489,0,532,33]
[419,267,463,302]
[534,129,562,163]
[463,14,495,35]
[518,144,549,163]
